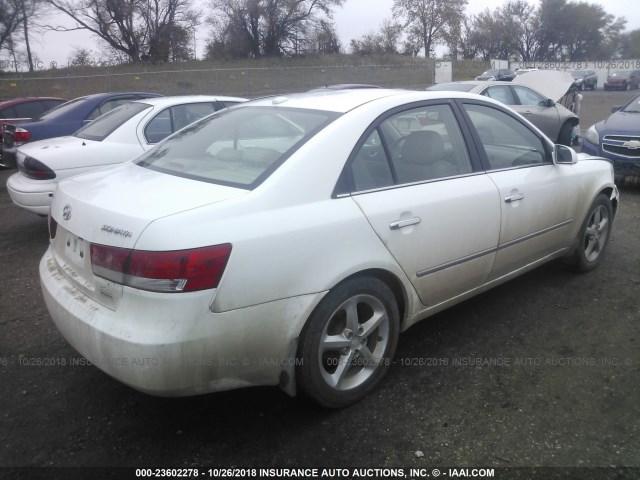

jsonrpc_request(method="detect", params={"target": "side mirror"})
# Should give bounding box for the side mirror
[611,106,622,113]
[545,98,555,108]
[555,144,578,165]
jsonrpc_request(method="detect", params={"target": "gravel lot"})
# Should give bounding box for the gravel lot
[0,89,639,476]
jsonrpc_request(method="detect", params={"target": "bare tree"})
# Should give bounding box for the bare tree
[45,0,198,62]
[392,0,467,58]
[350,18,402,56]
[0,0,23,55]
[206,0,344,58]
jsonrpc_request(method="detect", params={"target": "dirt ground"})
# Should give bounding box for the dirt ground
[0,89,639,477]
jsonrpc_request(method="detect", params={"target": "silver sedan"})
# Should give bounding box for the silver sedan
[428,80,578,145]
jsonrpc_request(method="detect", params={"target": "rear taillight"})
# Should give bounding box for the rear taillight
[20,157,56,180]
[90,243,232,293]
[13,127,31,143]
[48,215,58,239]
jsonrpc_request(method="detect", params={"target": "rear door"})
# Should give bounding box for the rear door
[342,102,501,307]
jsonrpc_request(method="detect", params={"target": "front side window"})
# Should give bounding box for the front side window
[137,106,338,189]
[463,103,549,170]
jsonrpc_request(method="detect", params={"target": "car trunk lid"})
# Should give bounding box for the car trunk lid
[48,162,248,309]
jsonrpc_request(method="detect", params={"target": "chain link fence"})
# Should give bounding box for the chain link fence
[0,61,450,99]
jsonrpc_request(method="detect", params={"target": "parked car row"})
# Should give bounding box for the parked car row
[604,70,640,91]
[569,69,598,90]
[1,82,618,408]
[474,67,640,92]
[0,97,68,168]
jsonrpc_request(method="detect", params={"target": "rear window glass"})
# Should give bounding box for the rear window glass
[428,83,476,92]
[136,106,338,189]
[39,97,88,120]
[75,102,151,141]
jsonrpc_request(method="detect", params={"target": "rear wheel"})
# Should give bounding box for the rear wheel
[296,276,399,408]
[564,194,613,272]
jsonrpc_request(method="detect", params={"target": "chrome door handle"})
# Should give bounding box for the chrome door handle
[504,193,525,203]
[389,217,421,230]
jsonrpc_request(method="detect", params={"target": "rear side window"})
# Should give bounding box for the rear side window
[348,103,472,192]
[144,102,217,144]
[75,102,151,141]
[463,103,549,169]
[13,101,45,119]
[482,86,516,105]
[512,86,546,106]
[137,106,338,189]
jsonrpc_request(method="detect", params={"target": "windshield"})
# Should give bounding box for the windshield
[136,106,339,189]
[622,95,640,113]
[75,102,151,141]
[570,70,585,78]
[481,70,499,76]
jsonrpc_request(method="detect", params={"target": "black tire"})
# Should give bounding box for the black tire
[564,194,613,272]
[296,276,400,408]
[558,122,573,146]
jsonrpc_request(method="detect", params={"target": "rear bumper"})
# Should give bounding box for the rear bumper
[603,83,627,90]
[40,247,323,396]
[6,172,54,215]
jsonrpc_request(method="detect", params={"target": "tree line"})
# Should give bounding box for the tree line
[1,0,640,72]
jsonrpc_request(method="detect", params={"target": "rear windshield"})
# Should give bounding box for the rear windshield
[75,102,151,141]
[38,97,88,120]
[136,106,338,189]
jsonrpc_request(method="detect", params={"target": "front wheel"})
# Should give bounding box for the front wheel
[564,194,613,272]
[296,276,400,408]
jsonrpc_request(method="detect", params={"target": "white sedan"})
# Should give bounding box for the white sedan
[7,95,246,215]
[40,88,618,408]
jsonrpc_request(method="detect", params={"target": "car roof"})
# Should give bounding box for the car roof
[241,88,505,113]
[428,80,497,90]
[0,96,66,108]
[132,95,247,107]
[67,92,162,102]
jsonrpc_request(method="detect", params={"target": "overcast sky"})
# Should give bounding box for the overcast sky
[10,0,640,69]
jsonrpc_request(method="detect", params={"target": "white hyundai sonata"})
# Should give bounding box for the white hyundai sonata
[40,88,618,407]
[7,95,246,215]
